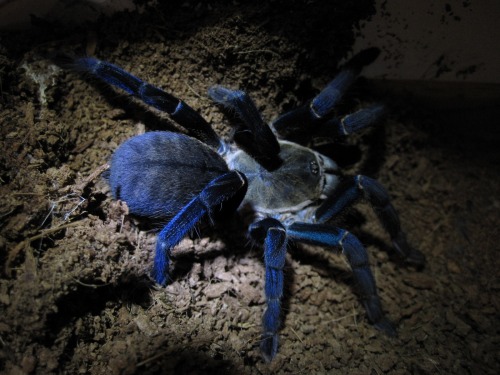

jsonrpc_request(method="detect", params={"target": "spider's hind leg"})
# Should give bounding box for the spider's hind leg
[153,171,247,286]
[71,57,221,149]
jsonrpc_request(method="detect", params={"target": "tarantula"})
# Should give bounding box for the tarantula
[68,48,425,362]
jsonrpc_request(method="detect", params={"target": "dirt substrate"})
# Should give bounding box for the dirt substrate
[0,1,498,374]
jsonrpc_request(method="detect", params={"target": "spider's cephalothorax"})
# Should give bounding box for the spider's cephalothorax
[70,48,425,362]
[225,140,339,218]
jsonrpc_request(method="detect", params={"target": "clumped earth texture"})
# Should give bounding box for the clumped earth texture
[0,1,498,374]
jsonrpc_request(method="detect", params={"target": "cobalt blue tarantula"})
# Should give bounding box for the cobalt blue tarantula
[70,48,425,362]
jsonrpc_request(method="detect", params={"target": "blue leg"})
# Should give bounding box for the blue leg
[208,86,281,170]
[272,48,380,137]
[287,222,396,335]
[315,175,426,266]
[72,57,221,149]
[321,104,385,136]
[249,218,287,362]
[153,171,247,286]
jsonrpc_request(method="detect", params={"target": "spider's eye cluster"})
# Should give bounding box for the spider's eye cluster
[309,160,319,174]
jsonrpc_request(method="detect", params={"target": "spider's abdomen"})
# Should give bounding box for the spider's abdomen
[227,141,338,214]
[109,131,228,218]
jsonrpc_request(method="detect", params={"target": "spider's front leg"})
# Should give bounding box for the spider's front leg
[249,218,287,362]
[154,171,247,285]
[272,48,385,140]
[315,175,426,266]
[287,222,396,335]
